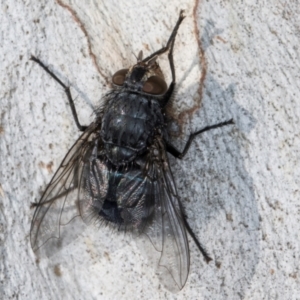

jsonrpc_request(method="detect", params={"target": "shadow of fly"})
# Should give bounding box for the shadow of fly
[30,10,234,292]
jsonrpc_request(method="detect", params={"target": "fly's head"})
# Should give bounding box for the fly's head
[112,51,168,96]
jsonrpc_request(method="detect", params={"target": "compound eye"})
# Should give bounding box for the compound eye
[142,76,167,95]
[112,69,128,86]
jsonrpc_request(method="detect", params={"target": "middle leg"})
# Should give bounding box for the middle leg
[167,119,234,159]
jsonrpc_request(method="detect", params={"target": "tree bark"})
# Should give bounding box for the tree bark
[1,0,299,299]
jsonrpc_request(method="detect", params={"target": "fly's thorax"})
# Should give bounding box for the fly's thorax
[100,89,165,166]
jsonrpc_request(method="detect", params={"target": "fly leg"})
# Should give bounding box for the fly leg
[166,119,234,159]
[160,31,179,107]
[30,186,78,208]
[142,10,185,62]
[30,160,81,209]
[183,216,212,263]
[167,119,234,262]
[30,56,88,132]
[142,10,185,107]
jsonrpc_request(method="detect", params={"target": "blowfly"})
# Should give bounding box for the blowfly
[30,10,234,292]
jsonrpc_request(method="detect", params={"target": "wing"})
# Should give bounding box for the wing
[30,122,107,257]
[137,138,190,292]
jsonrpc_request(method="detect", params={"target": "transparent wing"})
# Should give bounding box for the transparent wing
[30,122,106,257]
[139,140,190,292]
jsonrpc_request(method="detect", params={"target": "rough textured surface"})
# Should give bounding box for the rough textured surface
[1,0,299,299]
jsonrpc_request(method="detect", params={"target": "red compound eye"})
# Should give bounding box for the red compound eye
[112,69,128,86]
[142,76,167,95]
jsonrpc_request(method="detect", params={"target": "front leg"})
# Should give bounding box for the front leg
[30,56,88,132]
[142,11,185,107]
[167,119,234,159]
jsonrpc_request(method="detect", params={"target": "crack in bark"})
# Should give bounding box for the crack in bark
[56,0,110,86]
[177,0,207,125]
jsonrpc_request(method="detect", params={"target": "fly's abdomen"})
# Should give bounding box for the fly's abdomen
[101,91,163,165]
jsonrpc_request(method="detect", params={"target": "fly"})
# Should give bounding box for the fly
[30,10,234,292]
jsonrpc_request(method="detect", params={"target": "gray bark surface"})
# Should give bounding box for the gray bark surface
[1,0,299,299]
